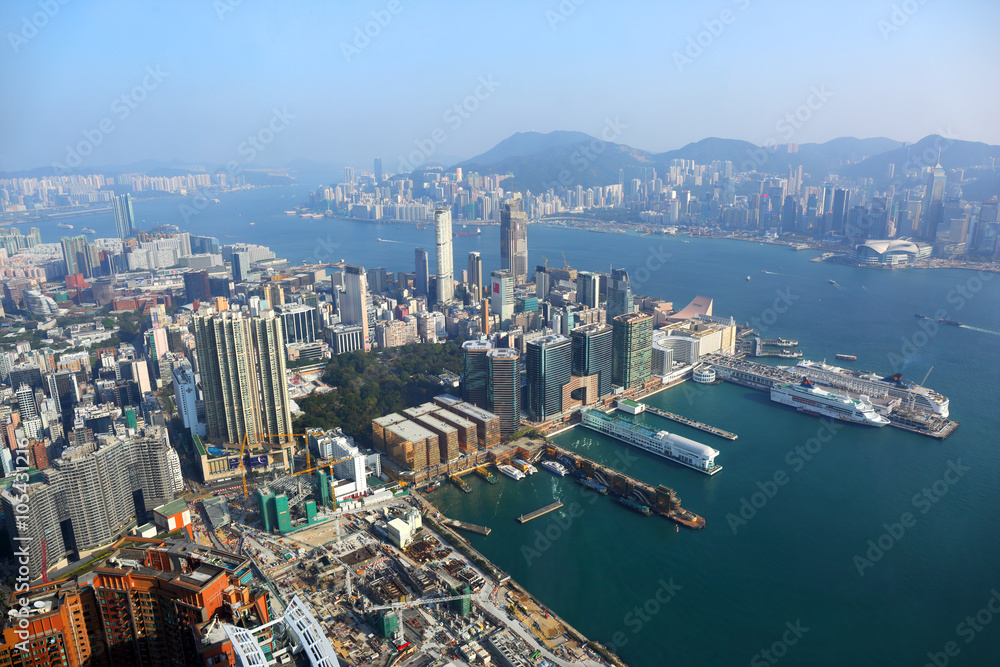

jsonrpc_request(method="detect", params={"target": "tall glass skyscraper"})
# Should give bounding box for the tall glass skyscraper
[606,268,633,318]
[500,198,528,284]
[488,347,521,436]
[112,193,136,240]
[414,247,430,295]
[490,270,514,331]
[526,334,572,422]
[612,312,653,389]
[467,251,483,302]
[571,323,613,397]
[461,340,493,407]
[434,207,454,303]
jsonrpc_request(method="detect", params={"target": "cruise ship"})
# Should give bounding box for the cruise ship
[580,409,722,475]
[541,460,569,477]
[771,378,890,426]
[512,458,537,475]
[497,464,525,481]
[790,359,949,417]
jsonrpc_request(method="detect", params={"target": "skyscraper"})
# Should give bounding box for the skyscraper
[576,271,600,309]
[924,158,948,241]
[490,269,514,331]
[488,348,521,436]
[112,193,136,239]
[461,340,493,407]
[571,323,613,397]
[434,207,454,303]
[612,312,653,389]
[500,198,528,284]
[526,334,572,422]
[183,270,211,304]
[606,268,633,319]
[194,310,293,448]
[60,235,89,276]
[831,188,850,235]
[232,251,250,282]
[374,157,383,183]
[342,264,370,344]
[415,247,430,295]
[467,251,483,302]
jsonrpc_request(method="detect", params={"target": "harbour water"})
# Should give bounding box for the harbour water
[40,186,1000,666]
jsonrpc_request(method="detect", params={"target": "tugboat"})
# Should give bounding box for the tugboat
[835,354,858,361]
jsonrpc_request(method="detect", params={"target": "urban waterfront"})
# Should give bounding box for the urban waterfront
[46,185,1000,666]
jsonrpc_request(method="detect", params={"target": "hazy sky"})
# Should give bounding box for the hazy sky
[2,0,997,172]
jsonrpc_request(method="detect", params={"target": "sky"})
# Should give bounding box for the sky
[1,0,998,173]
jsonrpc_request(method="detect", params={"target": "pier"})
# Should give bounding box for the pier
[642,405,738,440]
[444,518,491,536]
[541,443,706,529]
[517,501,564,524]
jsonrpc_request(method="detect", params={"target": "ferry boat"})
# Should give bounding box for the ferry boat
[497,464,525,481]
[835,354,857,361]
[81,227,95,234]
[770,378,889,426]
[618,497,652,516]
[426,481,441,492]
[57,223,73,229]
[792,359,949,418]
[580,409,723,475]
[541,460,568,477]
[512,458,537,475]
[578,477,608,494]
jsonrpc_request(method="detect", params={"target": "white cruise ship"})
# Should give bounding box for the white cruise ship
[580,409,722,475]
[771,378,890,426]
[541,460,569,477]
[791,360,949,418]
[497,464,525,481]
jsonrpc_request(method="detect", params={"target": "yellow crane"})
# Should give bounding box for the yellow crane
[237,432,311,500]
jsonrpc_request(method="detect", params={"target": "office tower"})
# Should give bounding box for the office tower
[232,250,250,282]
[572,323,613,397]
[576,271,600,309]
[276,303,317,344]
[467,251,483,302]
[929,157,946,204]
[345,165,356,190]
[606,268,633,318]
[500,198,529,284]
[183,270,211,304]
[526,334,572,422]
[194,310,293,447]
[461,340,493,407]
[488,348,521,437]
[490,270,514,331]
[112,192,136,239]
[830,188,850,235]
[342,264,370,344]
[434,207,454,303]
[60,234,89,276]
[16,382,38,421]
[1,483,66,579]
[612,312,654,389]
[821,183,835,215]
[414,247,430,295]
[781,195,798,233]
[535,266,551,300]
[374,157,383,183]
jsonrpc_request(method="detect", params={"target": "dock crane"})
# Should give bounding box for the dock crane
[367,592,473,613]
[561,251,570,269]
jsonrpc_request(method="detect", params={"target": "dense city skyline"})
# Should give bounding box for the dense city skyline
[2,0,999,172]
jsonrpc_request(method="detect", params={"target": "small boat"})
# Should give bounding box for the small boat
[828,279,837,285]
[249,222,255,226]
[746,276,751,281]
[81,227,95,234]
[835,354,858,361]
[426,481,441,492]
[541,461,568,477]
[497,464,525,481]
[284,210,296,215]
